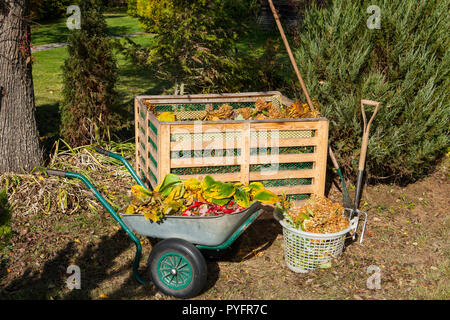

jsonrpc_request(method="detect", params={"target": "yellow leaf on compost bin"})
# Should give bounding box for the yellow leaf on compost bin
[157,112,176,121]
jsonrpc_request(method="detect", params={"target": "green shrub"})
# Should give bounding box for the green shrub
[121,0,263,94]
[292,0,449,182]
[0,189,12,250]
[60,0,118,146]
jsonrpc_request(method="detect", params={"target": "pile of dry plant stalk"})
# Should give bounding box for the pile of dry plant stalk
[0,140,137,219]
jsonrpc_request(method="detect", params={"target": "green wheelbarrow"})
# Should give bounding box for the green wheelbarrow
[46,147,264,299]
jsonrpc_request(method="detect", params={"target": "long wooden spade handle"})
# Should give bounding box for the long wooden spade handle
[354,99,380,210]
[267,0,316,112]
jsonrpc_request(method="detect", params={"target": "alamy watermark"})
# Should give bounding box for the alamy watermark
[366,265,381,289]
[66,5,81,30]
[366,5,381,29]
[67,264,81,290]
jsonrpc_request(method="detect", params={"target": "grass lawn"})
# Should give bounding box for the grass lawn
[31,12,145,46]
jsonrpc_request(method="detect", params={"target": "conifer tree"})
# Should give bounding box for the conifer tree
[292,0,449,182]
[60,0,118,146]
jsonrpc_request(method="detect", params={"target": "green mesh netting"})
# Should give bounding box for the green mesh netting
[250,162,314,172]
[171,149,240,159]
[251,130,315,139]
[171,131,241,143]
[171,165,241,176]
[155,101,257,114]
[287,194,311,201]
[250,146,314,155]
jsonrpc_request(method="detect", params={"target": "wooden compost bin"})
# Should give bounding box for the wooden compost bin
[134,91,329,204]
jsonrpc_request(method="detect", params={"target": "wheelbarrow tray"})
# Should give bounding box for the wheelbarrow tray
[120,201,262,247]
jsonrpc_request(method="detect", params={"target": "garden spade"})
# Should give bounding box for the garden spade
[353,99,380,213]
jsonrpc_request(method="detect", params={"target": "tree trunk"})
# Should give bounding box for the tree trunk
[0,0,42,173]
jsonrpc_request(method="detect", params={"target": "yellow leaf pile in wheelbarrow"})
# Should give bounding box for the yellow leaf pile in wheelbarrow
[125,174,279,222]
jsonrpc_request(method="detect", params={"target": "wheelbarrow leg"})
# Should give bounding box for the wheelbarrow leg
[46,169,149,285]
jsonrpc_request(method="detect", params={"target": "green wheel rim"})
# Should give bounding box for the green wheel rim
[156,252,193,290]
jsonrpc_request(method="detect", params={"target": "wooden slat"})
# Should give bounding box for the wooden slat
[170,154,316,168]
[147,166,158,190]
[313,119,329,197]
[147,106,160,131]
[171,122,243,133]
[137,127,146,154]
[148,140,158,163]
[250,137,319,148]
[267,185,315,196]
[249,169,316,180]
[148,160,158,180]
[171,139,241,151]
[171,138,319,152]
[144,120,157,144]
[144,110,150,180]
[240,122,251,185]
[250,120,322,131]
[249,153,317,165]
[158,124,171,183]
[171,156,240,168]
[148,176,158,190]
[173,110,207,120]
[170,136,317,151]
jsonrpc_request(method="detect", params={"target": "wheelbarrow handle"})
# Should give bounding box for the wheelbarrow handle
[95,147,111,157]
[95,146,150,191]
[46,168,67,177]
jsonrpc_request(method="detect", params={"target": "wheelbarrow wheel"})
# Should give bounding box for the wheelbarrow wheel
[148,238,207,299]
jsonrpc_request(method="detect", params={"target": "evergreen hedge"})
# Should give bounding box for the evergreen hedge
[291,0,449,182]
[124,0,261,94]
[60,0,118,146]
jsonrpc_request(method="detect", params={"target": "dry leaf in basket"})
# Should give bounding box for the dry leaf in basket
[287,195,349,233]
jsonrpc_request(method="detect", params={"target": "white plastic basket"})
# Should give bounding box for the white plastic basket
[279,216,358,273]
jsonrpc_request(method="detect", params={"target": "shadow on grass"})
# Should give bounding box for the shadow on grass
[63,230,155,299]
[31,20,69,46]
[1,242,77,299]
[0,230,157,300]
